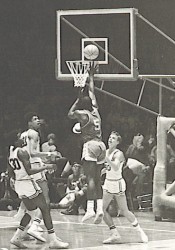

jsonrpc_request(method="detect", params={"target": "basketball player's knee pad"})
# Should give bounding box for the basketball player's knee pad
[26,209,38,218]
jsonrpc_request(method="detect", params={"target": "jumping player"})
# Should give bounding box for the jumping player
[101,131,148,244]
[68,62,106,223]
[19,112,58,240]
[8,132,69,249]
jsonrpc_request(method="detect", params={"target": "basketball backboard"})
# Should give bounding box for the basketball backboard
[56,8,138,81]
[56,8,175,83]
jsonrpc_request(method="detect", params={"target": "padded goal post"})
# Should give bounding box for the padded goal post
[153,116,175,219]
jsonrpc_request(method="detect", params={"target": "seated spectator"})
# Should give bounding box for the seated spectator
[42,133,57,152]
[0,171,20,211]
[0,172,5,199]
[126,133,148,164]
[125,133,150,197]
[41,133,68,202]
[150,143,175,182]
[59,162,87,215]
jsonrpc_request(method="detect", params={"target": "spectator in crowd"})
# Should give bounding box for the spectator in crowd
[0,172,6,199]
[41,133,58,153]
[60,162,87,215]
[150,143,175,182]
[41,133,69,203]
[125,133,150,197]
[0,171,20,211]
[146,134,156,155]
[126,133,148,165]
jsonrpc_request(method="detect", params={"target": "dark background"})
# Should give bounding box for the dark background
[1,0,175,170]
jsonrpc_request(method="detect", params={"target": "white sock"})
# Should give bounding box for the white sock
[111,228,119,236]
[131,218,148,242]
[132,219,143,232]
[132,218,138,226]
[86,200,95,213]
[109,225,119,236]
[96,199,103,214]
[48,232,57,242]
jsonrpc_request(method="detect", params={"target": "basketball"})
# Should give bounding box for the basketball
[84,44,99,60]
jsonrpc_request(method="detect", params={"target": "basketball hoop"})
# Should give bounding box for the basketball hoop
[66,60,90,87]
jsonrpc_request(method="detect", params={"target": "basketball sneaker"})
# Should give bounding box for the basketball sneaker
[27,227,46,242]
[22,234,35,241]
[103,234,121,244]
[49,238,69,249]
[36,225,44,232]
[10,237,27,249]
[81,211,95,222]
[94,212,104,224]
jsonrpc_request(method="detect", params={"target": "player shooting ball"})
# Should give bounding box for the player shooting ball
[68,62,106,224]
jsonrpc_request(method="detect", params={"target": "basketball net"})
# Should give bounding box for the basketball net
[66,60,90,88]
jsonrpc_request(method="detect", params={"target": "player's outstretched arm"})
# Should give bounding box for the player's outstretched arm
[88,62,98,109]
[68,89,84,120]
[68,98,80,119]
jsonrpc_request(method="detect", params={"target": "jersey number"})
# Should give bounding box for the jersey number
[21,136,27,147]
[9,158,21,170]
[94,119,100,131]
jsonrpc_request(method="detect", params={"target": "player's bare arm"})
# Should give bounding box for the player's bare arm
[68,97,80,119]
[105,151,125,171]
[17,149,54,175]
[28,129,56,159]
[88,63,98,108]
[68,101,89,123]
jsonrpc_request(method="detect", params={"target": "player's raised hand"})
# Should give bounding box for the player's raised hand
[88,61,99,76]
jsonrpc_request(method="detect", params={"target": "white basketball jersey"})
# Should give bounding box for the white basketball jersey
[105,149,124,180]
[20,129,45,182]
[9,146,31,181]
[20,129,41,163]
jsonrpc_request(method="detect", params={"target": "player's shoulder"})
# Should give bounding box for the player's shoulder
[113,149,125,159]
[17,147,28,156]
[28,128,39,137]
[20,130,28,138]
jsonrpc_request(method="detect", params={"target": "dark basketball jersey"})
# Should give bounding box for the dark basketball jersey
[80,108,102,142]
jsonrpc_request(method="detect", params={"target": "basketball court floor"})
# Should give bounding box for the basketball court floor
[0,209,175,250]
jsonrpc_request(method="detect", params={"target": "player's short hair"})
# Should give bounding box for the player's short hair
[110,131,122,144]
[78,96,92,111]
[24,112,38,124]
[47,133,56,140]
